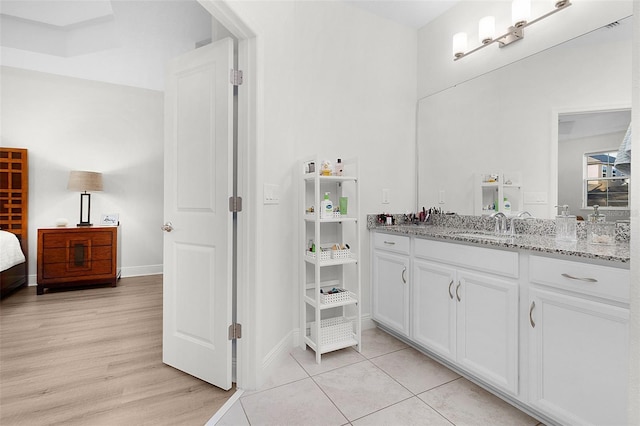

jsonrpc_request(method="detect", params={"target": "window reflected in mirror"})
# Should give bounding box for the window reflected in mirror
[584,150,629,208]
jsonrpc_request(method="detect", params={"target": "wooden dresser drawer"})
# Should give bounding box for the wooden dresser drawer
[41,231,114,248]
[41,246,113,264]
[42,260,114,279]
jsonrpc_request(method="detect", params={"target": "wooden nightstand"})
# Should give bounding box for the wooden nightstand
[37,226,121,295]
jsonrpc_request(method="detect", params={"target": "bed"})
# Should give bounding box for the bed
[1,148,28,298]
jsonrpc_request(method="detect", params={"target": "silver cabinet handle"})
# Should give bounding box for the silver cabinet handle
[529,301,536,328]
[455,282,461,302]
[401,267,407,284]
[161,222,174,232]
[561,273,598,283]
[448,280,454,299]
[384,241,396,245]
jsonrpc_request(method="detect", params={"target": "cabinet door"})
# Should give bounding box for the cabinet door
[412,259,456,361]
[372,250,410,337]
[457,270,519,395]
[528,288,629,426]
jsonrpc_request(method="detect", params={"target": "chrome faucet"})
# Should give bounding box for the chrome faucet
[490,212,508,234]
[510,211,533,236]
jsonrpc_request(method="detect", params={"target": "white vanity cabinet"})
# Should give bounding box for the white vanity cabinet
[371,233,410,337]
[527,255,630,426]
[412,239,519,395]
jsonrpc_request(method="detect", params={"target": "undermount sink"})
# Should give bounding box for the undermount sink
[454,231,521,241]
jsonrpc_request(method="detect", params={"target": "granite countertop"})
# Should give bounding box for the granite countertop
[368,217,630,265]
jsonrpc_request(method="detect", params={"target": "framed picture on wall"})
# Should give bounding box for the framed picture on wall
[100,213,119,226]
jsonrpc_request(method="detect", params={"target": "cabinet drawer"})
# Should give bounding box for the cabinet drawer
[529,256,629,303]
[42,231,114,248]
[414,238,518,278]
[41,246,113,264]
[373,232,410,255]
[42,259,114,279]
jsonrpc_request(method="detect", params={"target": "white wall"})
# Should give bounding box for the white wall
[1,66,164,280]
[225,0,417,376]
[417,11,632,219]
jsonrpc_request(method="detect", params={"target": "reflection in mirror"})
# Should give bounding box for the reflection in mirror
[558,109,631,221]
[417,16,632,220]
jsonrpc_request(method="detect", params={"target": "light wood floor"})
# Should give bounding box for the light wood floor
[0,275,233,426]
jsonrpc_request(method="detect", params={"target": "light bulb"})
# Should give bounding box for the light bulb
[452,32,468,58]
[512,0,531,28]
[478,16,495,44]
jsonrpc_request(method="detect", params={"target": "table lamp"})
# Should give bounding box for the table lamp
[67,170,103,226]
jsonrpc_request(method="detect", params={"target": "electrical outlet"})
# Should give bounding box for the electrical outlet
[264,183,279,205]
[382,189,390,204]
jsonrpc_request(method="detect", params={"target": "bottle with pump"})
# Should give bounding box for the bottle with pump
[321,192,333,219]
[555,204,577,242]
[587,205,615,245]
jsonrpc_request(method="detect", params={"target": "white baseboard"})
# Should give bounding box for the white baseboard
[121,265,163,277]
[259,329,295,390]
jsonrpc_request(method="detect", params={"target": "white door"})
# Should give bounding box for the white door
[162,38,233,390]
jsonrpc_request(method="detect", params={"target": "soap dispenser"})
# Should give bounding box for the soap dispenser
[321,192,333,219]
[555,205,576,242]
[587,205,615,245]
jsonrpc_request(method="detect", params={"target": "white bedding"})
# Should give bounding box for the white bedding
[1,230,26,272]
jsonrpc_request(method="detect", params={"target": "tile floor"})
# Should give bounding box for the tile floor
[217,328,543,426]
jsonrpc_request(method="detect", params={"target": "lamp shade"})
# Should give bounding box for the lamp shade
[452,32,468,58]
[512,0,531,27]
[479,16,496,44]
[67,171,103,192]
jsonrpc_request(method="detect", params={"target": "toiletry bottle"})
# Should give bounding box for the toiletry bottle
[503,197,511,213]
[555,204,576,242]
[336,158,344,176]
[321,192,333,219]
[587,205,615,245]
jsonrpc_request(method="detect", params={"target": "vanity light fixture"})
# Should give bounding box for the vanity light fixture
[453,0,572,61]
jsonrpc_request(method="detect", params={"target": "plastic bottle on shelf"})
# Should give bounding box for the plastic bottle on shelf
[503,197,511,213]
[321,192,333,219]
[336,159,344,176]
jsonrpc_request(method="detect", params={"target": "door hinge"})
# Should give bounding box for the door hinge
[228,323,242,340]
[229,196,243,213]
[230,69,243,86]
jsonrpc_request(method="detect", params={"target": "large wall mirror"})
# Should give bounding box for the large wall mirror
[417,15,633,220]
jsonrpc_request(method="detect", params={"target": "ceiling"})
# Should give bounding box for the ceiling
[0,0,460,89]
[343,0,459,28]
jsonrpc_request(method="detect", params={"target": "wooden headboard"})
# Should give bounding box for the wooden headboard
[0,148,28,256]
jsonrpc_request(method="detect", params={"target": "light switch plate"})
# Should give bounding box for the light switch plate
[524,191,547,204]
[264,183,279,205]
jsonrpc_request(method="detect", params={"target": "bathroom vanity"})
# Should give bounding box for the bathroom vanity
[370,218,630,426]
